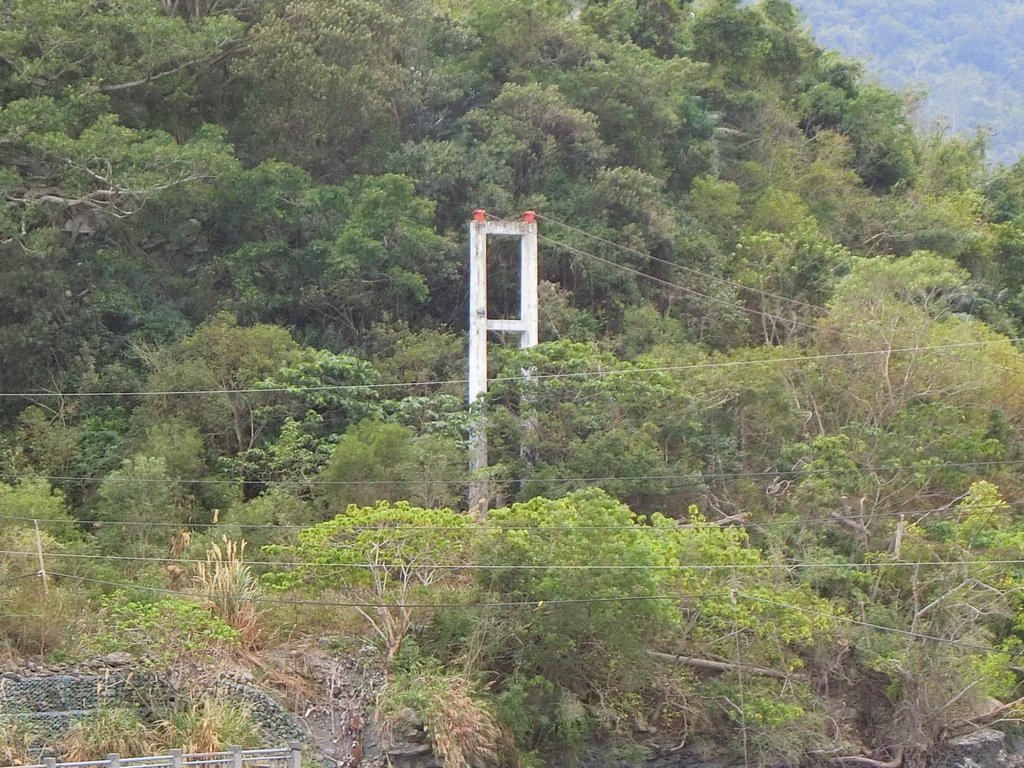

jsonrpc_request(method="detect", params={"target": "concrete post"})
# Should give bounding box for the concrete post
[467,211,539,515]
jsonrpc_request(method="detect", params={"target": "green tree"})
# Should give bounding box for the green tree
[319,420,465,512]
[489,341,692,512]
[326,175,449,333]
[95,455,187,555]
[268,501,473,658]
[233,0,433,175]
[0,477,77,541]
[461,82,608,199]
[475,489,682,749]
[141,313,299,457]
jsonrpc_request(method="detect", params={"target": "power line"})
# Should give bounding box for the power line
[0,339,1019,400]
[533,234,1024,381]
[43,570,709,609]
[536,213,827,317]
[539,232,834,338]
[37,571,1021,660]
[0,378,460,399]
[737,591,1017,659]
[534,215,1024,377]
[2,455,1020,489]
[0,569,45,585]
[13,549,1024,572]
[3,492,1020,534]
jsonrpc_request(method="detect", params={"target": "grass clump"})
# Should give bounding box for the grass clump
[0,715,39,765]
[57,708,161,761]
[51,699,260,760]
[380,649,515,768]
[193,536,263,650]
[159,698,261,753]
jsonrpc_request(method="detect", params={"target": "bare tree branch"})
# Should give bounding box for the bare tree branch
[97,41,245,93]
[943,694,1024,738]
[6,172,215,218]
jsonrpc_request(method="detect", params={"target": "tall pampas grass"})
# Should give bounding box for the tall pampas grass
[193,536,262,650]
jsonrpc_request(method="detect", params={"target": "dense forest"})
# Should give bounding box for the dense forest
[4,0,1024,766]
[795,0,1024,164]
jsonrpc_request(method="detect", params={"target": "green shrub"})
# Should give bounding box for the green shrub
[88,594,240,665]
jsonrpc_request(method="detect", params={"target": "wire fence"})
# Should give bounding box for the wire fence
[6,744,302,768]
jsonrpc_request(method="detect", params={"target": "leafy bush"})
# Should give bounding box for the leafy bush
[267,501,473,659]
[88,594,240,665]
[0,522,92,656]
[492,674,592,763]
[703,676,828,767]
[0,584,90,658]
[468,489,682,755]
[478,489,680,684]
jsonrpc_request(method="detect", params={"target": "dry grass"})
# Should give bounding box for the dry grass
[0,585,91,658]
[159,697,261,753]
[0,716,38,765]
[426,676,512,768]
[56,708,161,761]
[193,536,262,649]
[381,672,517,768]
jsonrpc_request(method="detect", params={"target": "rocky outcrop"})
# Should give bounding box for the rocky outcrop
[931,729,1014,768]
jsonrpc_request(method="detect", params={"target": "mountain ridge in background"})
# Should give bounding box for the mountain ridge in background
[793,0,1024,164]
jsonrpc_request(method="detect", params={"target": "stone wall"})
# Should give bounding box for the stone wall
[214,678,305,745]
[0,661,305,748]
[0,669,166,740]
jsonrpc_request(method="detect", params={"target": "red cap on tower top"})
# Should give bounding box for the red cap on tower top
[522,211,536,223]
[472,209,487,221]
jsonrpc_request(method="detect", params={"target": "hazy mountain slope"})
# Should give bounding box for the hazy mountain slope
[794,0,1024,164]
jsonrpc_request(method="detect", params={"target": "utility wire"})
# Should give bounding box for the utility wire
[1,217,1020,416]
[534,216,1024,377]
[12,549,1024,572]
[3,495,1020,533]
[0,339,1019,400]
[0,569,46,585]
[738,591,1019,659]
[536,213,826,316]
[43,570,708,609]
[37,571,1021,660]
[2,456,1021,488]
[538,232,831,338]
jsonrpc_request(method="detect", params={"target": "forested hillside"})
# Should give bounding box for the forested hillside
[795,0,1024,164]
[4,1,1024,766]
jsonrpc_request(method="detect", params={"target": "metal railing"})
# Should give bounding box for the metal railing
[8,744,303,768]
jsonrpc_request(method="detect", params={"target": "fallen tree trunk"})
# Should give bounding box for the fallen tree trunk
[646,650,789,680]
[829,754,902,768]
[943,694,1024,739]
